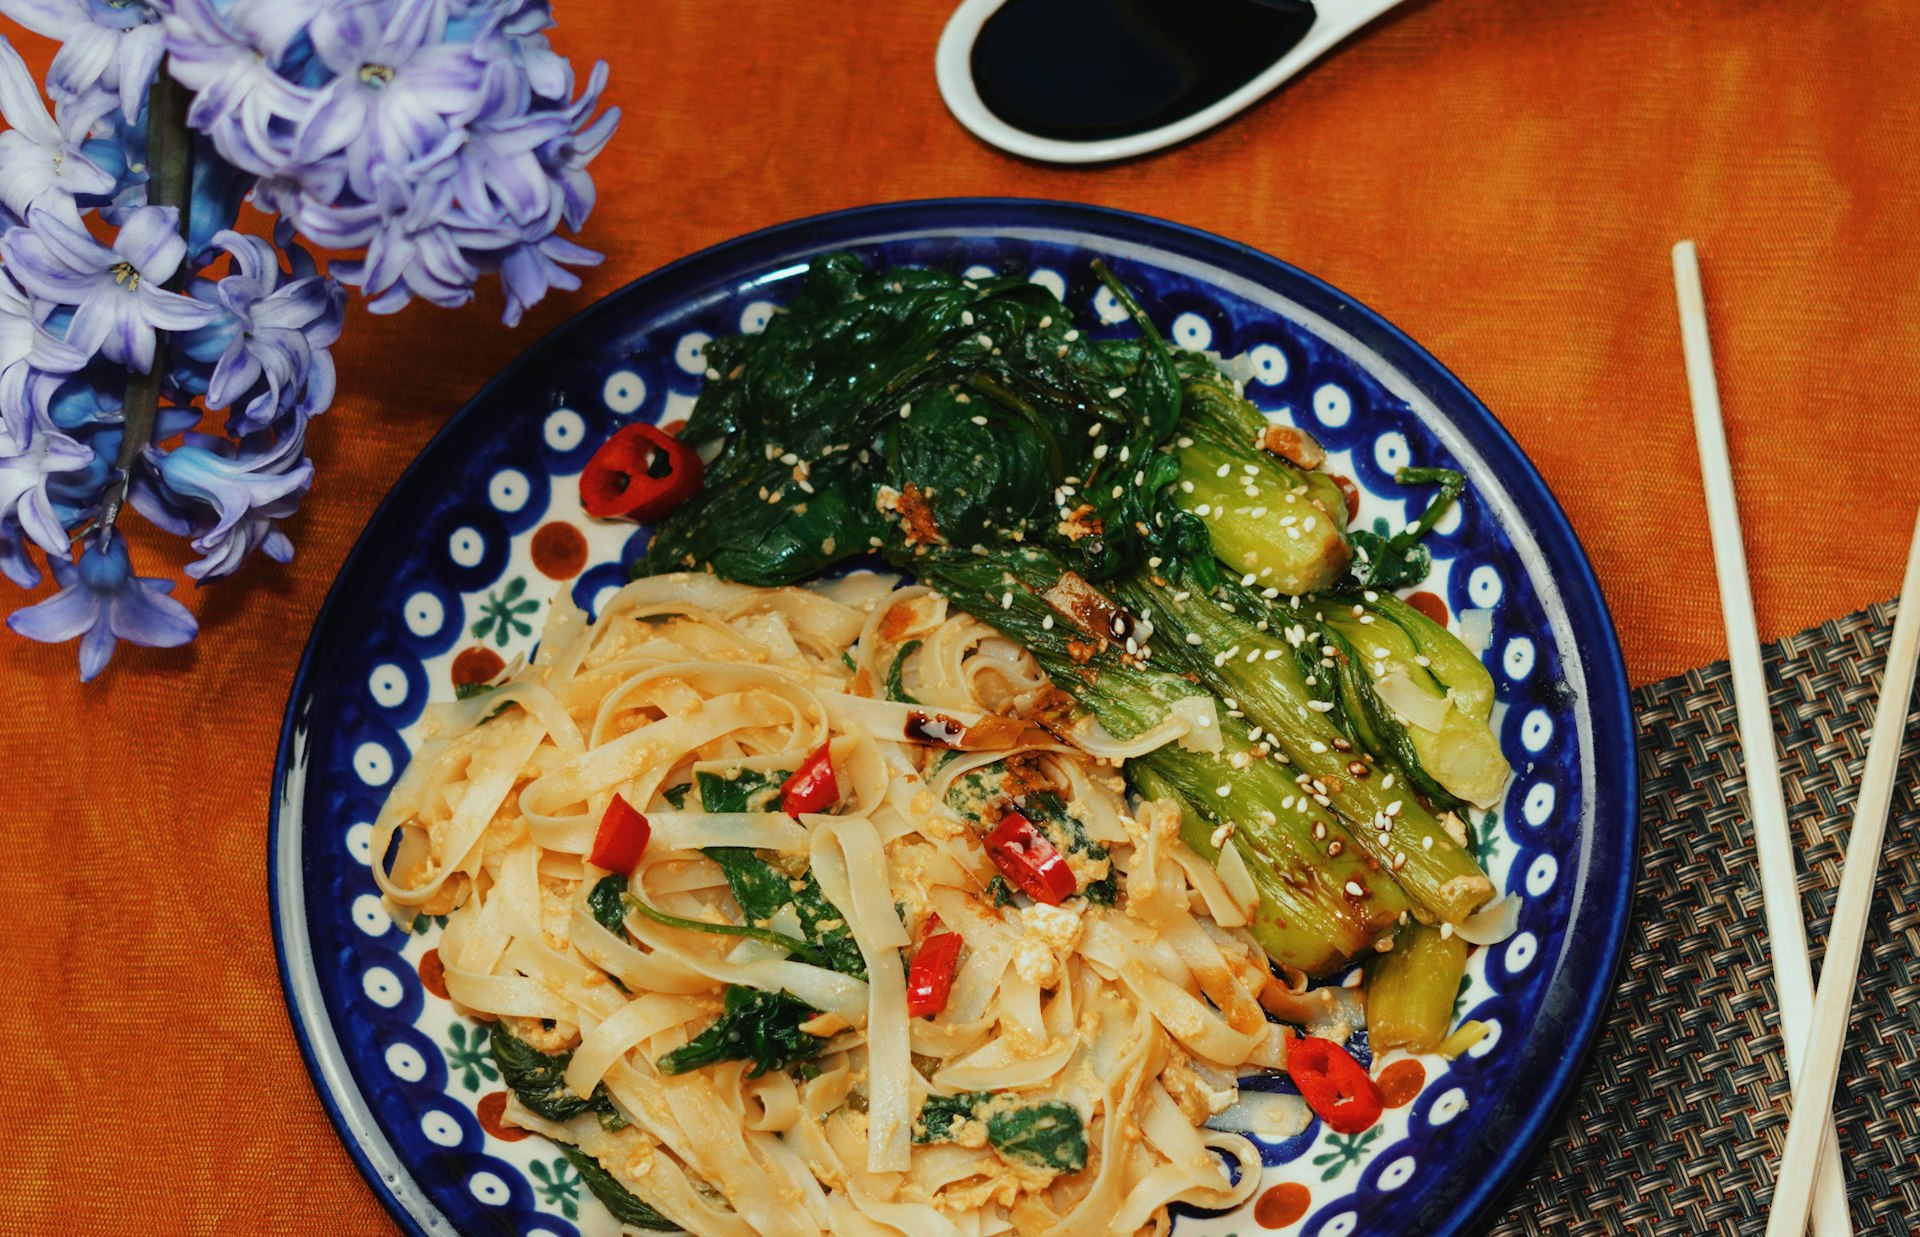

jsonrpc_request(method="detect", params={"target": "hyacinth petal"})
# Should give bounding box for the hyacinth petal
[0,0,73,41]
[0,522,40,587]
[7,570,96,644]
[205,341,262,411]
[137,283,223,332]
[0,34,59,146]
[44,24,114,103]
[109,575,197,648]
[60,292,120,365]
[75,613,115,679]
[113,205,188,282]
[115,22,164,121]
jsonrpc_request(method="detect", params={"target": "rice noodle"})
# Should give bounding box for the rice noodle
[374,575,1271,1233]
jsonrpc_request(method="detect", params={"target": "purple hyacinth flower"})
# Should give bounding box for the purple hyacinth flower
[178,231,343,431]
[0,519,36,587]
[0,0,166,122]
[159,0,321,178]
[0,407,89,556]
[0,35,119,223]
[298,0,488,200]
[539,59,618,233]
[1,204,221,373]
[0,266,88,434]
[140,416,311,578]
[483,230,600,329]
[7,532,196,680]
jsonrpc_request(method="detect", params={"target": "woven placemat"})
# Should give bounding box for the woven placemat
[1486,599,1920,1235]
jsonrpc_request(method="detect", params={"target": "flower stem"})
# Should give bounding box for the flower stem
[98,57,194,550]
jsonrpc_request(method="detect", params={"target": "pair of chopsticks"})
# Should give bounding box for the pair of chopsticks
[1673,241,1920,1237]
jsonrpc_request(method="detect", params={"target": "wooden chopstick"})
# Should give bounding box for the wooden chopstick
[1671,241,1855,1237]
[1763,505,1920,1237]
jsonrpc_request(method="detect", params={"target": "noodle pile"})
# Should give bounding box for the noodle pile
[374,572,1286,1236]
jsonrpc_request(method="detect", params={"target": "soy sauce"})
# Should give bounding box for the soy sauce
[969,0,1318,145]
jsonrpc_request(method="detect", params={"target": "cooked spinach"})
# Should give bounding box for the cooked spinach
[914,1091,989,1143]
[490,1023,620,1124]
[985,1099,1088,1174]
[1023,790,1115,905]
[588,873,629,935]
[1355,466,1464,589]
[555,1144,679,1231]
[641,253,1182,588]
[913,1093,1089,1175]
[885,639,922,704]
[621,890,831,966]
[694,767,784,814]
[986,875,1015,907]
[704,847,865,979]
[661,782,692,809]
[656,984,828,1079]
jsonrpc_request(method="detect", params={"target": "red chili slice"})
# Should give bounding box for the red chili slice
[983,811,1077,905]
[906,931,964,1018]
[778,742,839,816]
[1285,1035,1384,1134]
[589,794,651,873]
[579,423,704,522]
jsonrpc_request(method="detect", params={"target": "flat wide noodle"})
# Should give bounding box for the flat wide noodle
[374,577,1278,1235]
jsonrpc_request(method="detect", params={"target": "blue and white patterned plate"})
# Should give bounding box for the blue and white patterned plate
[270,199,1636,1237]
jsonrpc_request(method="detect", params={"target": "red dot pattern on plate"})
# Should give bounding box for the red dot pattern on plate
[417,948,449,1000]
[1256,1181,1312,1228]
[1377,1058,1427,1108]
[476,1091,529,1142]
[531,521,588,580]
[451,646,506,687]
[1332,475,1361,523]
[1405,591,1449,626]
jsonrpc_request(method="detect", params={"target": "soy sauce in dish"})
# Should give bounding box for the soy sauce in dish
[969,0,1318,145]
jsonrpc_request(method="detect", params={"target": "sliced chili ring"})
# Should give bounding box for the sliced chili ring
[580,422,704,522]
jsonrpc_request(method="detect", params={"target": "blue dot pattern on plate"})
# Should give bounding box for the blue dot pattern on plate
[272,206,1633,1237]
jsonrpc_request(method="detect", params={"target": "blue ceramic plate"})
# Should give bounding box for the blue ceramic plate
[271,199,1636,1237]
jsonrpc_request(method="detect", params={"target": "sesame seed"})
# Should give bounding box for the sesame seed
[1344,880,1365,897]
[1092,444,1108,460]
[1000,592,1013,609]
[1039,315,1052,328]
[956,393,971,404]
[1042,615,1054,630]
[1173,590,1190,602]
[1263,649,1284,661]
[970,415,988,426]
[1312,821,1326,839]
[1064,329,1080,341]
[1242,464,1258,476]
[1385,800,1403,816]
[977,333,993,348]
[961,310,974,325]
[1250,506,1267,518]
[1224,698,1239,710]
[1179,480,1195,494]
[1439,920,1453,938]
[1195,503,1212,516]
[1359,615,1375,624]
[1422,835,1434,851]
[1309,740,1328,754]
[1210,821,1235,848]
[1216,463,1232,478]
[1119,446,1130,463]
[1392,851,1407,871]
[1215,784,1231,797]
[1304,517,1317,531]
[1307,700,1335,713]
[705,367,721,379]
[1107,386,1127,399]
[1185,632,1203,646]
[1415,655,1431,667]
[1327,840,1343,856]
[1241,572,1257,586]
[1111,486,1123,498]
[1135,470,1145,486]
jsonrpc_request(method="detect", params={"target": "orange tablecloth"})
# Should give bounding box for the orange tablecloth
[3,1,1916,1230]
